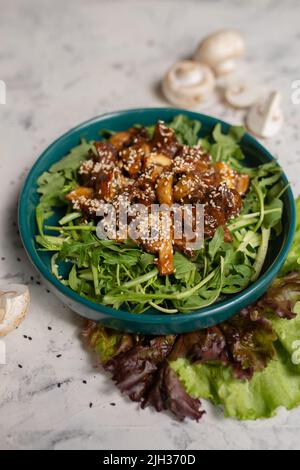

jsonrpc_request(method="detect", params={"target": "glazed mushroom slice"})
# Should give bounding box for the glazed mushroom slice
[108,131,133,150]
[214,162,250,195]
[195,30,245,76]
[173,146,210,174]
[65,186,104,216]
[144,152,173,169]
[94,141,117,165]
[0,284,30,336]
[246,91,283,138]
[162,60,215,108]
[95,171,116,202]
[151,121,178,157]
[224,81,259,109]
[143,151,173,183]
[119,142,151,177]
[65,186,94,202]
[173,174,202,202]
[158,239,174,276]
[140,214,175,276]
[108,127,147,151]
[156,172,173,205]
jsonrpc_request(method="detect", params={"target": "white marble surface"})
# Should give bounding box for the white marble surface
[1,0,300,450]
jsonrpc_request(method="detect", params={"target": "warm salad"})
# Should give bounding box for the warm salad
[36,115,285,313]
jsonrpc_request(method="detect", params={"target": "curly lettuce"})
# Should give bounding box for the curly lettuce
[172,308,300,420]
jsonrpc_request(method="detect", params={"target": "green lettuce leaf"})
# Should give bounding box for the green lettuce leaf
[172,310,300,420]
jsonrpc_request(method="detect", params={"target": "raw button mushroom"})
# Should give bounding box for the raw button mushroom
[224,81,259,109]
[0,284,30,336]
[162,60,215,108]
[195,30,245,76]
[246,91,283,138]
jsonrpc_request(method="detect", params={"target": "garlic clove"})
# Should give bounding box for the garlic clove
[246,91,283,138]
[162,60,215,108]
[0,284,30,336]
[224,81,259,109]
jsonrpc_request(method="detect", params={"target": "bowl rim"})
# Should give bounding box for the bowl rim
[18,107,296,325]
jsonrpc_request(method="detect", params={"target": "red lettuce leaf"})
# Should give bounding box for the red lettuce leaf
[142,364,205,421]
[257,272,300,319]
[104,336,175,402]
[178,328,229,365]
[219,310,277,379]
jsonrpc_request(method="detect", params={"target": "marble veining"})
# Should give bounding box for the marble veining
[1,0,300,450]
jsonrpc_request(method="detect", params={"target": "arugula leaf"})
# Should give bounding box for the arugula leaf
[68,265,80,291]
[201,123,245,164]
[212,123,245,145]
[173,252,198,282]
[35,139,94,238]
[168,114,201,146]
[208,227,225,260]
[49,139,95,175]
[139,252,155,269]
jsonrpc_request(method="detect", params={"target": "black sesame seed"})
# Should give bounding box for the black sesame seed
[89,402,93,408]
[82,380,87,384]
[18,364,23,368]
[48,326,52,331]
[17,257,21,262]
[57,383,61,388]
[28,337,32,341]
[23,335,27,339]
[56,354,62,358]
[110,403,116,406]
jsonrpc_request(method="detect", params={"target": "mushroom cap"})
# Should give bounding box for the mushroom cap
[162,60,215,108]
[195,29,245,75]
[224,81,259,109]
[246,91,283,138]
[0,284,30,336]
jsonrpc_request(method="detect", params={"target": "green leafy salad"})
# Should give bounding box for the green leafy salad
[36,115,286,314]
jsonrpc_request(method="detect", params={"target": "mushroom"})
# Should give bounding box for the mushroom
[195,30,245,76]
[246,91,283,138]
[0,284,30,336]
[224,81,259,109]
[162,60,215,108]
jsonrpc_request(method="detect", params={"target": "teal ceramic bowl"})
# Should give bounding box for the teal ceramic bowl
[18,108,296,334]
